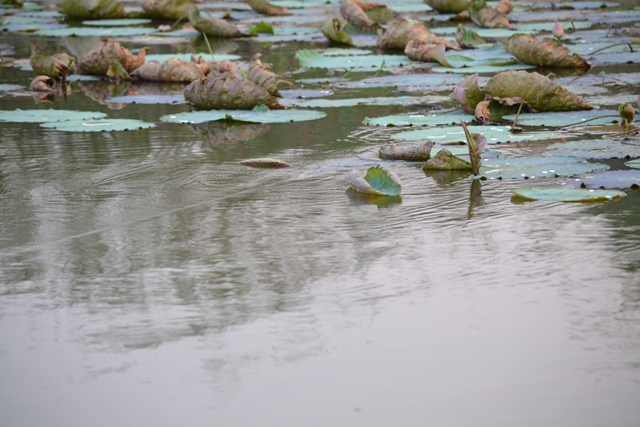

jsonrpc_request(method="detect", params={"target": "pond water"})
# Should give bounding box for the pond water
[1,1,640,426]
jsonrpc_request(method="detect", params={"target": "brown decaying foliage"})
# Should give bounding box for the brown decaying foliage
[184,73,283,110]
[78,41,147,76]
[245,0,291,16]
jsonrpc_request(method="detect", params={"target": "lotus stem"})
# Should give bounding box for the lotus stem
[511,100,525,132]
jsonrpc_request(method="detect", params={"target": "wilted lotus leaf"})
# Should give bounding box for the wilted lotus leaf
[78,41,148,76]
[30,76,61,92]
[468,0,513,29]
[405,40,450,66]
[450,73,486,114]
[242,54,281,96]
[511,188,625,203]
[189,9,245,38]
[142,0,195,20]
[184,73,284,110]
[345,165,403,196]
[246,0,290,16]
[322,16,354,46]
[107,60,131,80]
[378,141,435,161]
[483,71,592,112]
[422,148,473,170]
[425,0,470,13]
[504,34,589,69]
[340,0,383,32]
[455,25,485,49]
[208,59,236,77]
[626,159,640,170]
[495,0,512,14]
[378,18,459,51]
[132,58,204,82]
[239,158,291,168]
[474,95,532,124]
[619,103,635,129]
[56,0,128,20]
[30,51,77,78]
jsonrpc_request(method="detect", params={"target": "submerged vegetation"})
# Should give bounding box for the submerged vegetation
[0,0,639,202]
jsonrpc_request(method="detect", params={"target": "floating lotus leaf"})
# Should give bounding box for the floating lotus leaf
[246,0,291,16]
[239,158,291,168]
[35,27,158,37]
[392,125,564,143]
[565,170,640,189]
[425,0,470,13]
[468,0,513,29]
[422,148,473,170]
[345,165,403,196]
[511,187,626,203]
[30,51,76,78]
[295,49,408,70]
[248,21,275,35]
[40,118,155,132]
[483,71,592,112]
[504,34,589,69]
[378,141,435,161]
[455,25,485,49]
[188,9,244,38]
[106,94,185,104]
[142,0,196,20]
[549,139,640,159]
[132,58,204,82]
[479,156,608,180]
[502,110,620,127]
[160,108,326,124]
[56,0,128,20]
[475,96,532,124]
[626,159,640,169]
[78,41,147,76]
[0,108,107,123]
[0,84,23,92]
[81,18,151,26]
[280,95,431,108]
[322,16,354,46]
[184,73,283,110]
[364,110,473,127]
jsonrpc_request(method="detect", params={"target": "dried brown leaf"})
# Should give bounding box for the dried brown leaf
[132,58,204,82]
[405,40,450,66]
[422,148,472,170]
[78,41,147,76]
[504,34,589,69]
[377,18,459,50]
[425,0,470,13]
[30,51,76,78]
[340,0,381,31]
[30,75,60,92]
[189,9,245,38]
[495,0,512,14]
[142,0,196,20]
[184,73,284,110]
[378,141,435,161]
[469,1,513,29]
[449,73,486,114]
[474,95,532,124]
[243,54,280,96]
[246,0,291,16]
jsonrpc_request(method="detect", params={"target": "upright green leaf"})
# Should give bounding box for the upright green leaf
[345,165,402,196]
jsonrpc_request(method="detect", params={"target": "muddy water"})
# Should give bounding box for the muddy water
[1,26,640,427]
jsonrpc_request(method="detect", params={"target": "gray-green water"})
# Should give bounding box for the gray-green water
[2,9,640,427]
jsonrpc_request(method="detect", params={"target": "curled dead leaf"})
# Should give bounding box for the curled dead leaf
[455,25,485,49]
[142,0,196,20]
[469,1,513,29]
[30,51,76,78]
[504,34,589,69]
[132,58,205,82]
[449,73,486,113]
[243,54,281,96]
[189,9,246,38]
[377,18,459,51]
[30,75,60,92]
[474,95,532,124]
[405,40,450,66]
[340,0,383,32]
[495,0,512,14]
[425,0,470,13]
[78,41,147,76]
[378,141,435,161]
[57,0,128,20]
[246,0,291,16]
[184,73,284,110]
[422,148,472,170]
[240,158,291,168]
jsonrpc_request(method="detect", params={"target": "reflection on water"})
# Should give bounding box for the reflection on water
[2,42,640,427]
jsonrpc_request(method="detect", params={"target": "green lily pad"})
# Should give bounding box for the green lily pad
[40,119,156,132]
[295,49,409,70]
[335,73,464,90]
[364,110,473,127]
[549,139,640,159]
[479,156,609,180]
[279,89,333,99]
[81,19,152,26]
[35,27,159,37]
[106,94,186,104]
[0,108,107,123]
[345,165,403,196]
[502,110,620,127]
[280,96,440,108]
[160,108,326,124]
[145,53,242,62]
[626,159,640,169]
[392,125,565,144]
[512,187,626,203]
[563,170,640,189]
